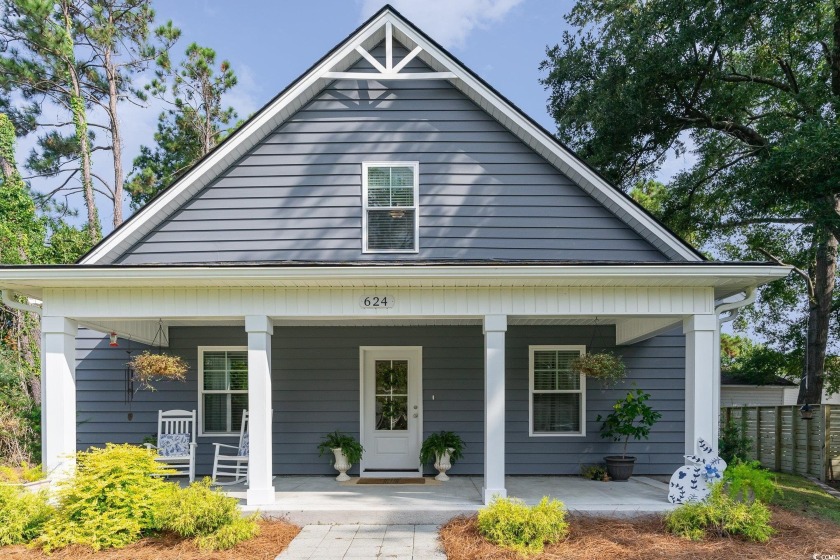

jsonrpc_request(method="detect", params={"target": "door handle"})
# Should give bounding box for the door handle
[413,413,418,418]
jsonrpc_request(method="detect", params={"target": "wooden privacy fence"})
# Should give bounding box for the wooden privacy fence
[721,405,840,481]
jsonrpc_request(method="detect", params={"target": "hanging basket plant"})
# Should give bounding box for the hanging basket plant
[128,351,188,390]
[571,351,627,385]
[125,319,188,392]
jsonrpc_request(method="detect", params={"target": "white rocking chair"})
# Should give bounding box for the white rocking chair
[212,410,249,486]
[145,409,197,482]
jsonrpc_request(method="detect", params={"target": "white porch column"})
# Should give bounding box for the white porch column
[683,314,718,457]
[41,316,78,479]
[483,314,507,504]
[245,315,275,506]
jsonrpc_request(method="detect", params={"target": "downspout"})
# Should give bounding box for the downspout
[1,289,42,315]
[711,287,757,447]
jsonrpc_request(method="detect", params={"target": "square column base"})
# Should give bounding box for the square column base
[483,487,507,504]
[246,486,276,506]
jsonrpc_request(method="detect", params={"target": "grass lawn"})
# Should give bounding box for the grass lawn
[0,519,299,560]
[770,472,840,525]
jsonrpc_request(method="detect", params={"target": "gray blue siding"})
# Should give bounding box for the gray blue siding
[76,325,684,477]
[115,43,668,264]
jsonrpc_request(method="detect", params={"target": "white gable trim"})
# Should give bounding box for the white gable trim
[81,7,701,264]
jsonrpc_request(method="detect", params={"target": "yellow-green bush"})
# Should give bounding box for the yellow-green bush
[195,515,260,550]
[665,483,774,542]
[0,485,52,545]
[37,444,174,552]
[477,496,569,555]
[0,462,46,483]
[724,460,777,503]
[158,478,259,550]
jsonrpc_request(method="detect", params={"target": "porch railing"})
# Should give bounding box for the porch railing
[720,404,840,481]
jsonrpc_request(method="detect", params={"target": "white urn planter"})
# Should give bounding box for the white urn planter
[434,448,455,481]
[331,448,352,481]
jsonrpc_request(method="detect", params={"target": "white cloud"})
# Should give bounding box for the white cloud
[359,0,525,49]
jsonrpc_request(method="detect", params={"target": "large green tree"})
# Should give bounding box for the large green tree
[1,0,101,241]
[126,42,237,208]
[0,113,89,464]
[542,0,840,403]
[77,0,179,227]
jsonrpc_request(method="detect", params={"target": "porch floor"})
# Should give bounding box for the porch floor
[226,475,676,525]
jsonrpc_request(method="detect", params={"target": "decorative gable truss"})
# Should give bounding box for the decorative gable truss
[329,22,456,81]
[80,6,702,265]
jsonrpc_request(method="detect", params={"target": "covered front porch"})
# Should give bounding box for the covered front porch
[0,263,786,507]
[226,475,676,524]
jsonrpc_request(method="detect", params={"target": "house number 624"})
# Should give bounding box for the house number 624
[359,295,394,309]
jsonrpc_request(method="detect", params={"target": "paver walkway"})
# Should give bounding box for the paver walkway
[276,524,446,559]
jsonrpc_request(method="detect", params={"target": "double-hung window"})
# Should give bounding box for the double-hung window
[362,162,419,252]
[198,347,248,435]
[529,346,586,436]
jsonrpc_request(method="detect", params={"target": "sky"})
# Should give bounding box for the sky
[16,0,694,233]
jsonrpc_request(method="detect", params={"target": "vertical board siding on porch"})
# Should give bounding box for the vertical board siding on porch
[114,44,668,264]
[75,325,684,476]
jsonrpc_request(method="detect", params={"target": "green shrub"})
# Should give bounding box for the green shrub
[580,464,609,481]
[477,496,569,555]
[37,444,175,552]
[665,483,774,542]
[158,478,240,537]
[195,515,260,550]
[0,485,52,545]
[158,478,259,551]
[0,462,45,483]
[719,418,752,464]
[724,460,777,503]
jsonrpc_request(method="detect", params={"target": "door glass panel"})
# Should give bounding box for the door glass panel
[374,360,408,431]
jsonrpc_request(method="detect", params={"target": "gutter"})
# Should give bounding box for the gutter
[1,289,42,315]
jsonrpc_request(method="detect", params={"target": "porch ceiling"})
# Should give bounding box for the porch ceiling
[85,315,643,329]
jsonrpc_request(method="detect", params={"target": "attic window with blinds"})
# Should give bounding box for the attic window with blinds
[529,346,586,436]
[362,162,419,252]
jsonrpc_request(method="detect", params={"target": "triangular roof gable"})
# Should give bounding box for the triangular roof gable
[80,5,703,264]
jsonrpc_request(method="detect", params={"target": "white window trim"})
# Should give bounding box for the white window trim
[529,345,587,437]
[361,161,420,254]
[198,345,248,437]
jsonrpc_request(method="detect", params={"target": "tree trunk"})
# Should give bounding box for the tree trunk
[61,2,99,241]
[798,232,837,404]
[105,49,124,228]
[0,153,12,179]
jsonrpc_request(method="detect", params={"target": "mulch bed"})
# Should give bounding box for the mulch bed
[440,508,840,560]
[1,519,300,560]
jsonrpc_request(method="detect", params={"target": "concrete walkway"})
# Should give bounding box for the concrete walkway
[276,524,445,560]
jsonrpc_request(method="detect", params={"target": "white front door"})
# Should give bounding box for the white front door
[360,347,422,477]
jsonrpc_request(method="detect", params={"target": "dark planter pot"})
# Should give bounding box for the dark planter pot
[604,456,636,481]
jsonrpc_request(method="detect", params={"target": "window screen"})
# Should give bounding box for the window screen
[200,349,248,434]
[531,348,584,434]
[364,163,418,251]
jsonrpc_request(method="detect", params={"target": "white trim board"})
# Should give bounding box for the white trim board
[79,7,702,265]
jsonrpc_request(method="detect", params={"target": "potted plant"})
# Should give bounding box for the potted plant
[419,431,465,481]
[317,431,364,481]
[127,351,188,390]
[571,351,627,386]
[596,389,661,481]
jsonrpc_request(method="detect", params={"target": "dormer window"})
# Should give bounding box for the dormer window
[362,162,419,253]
